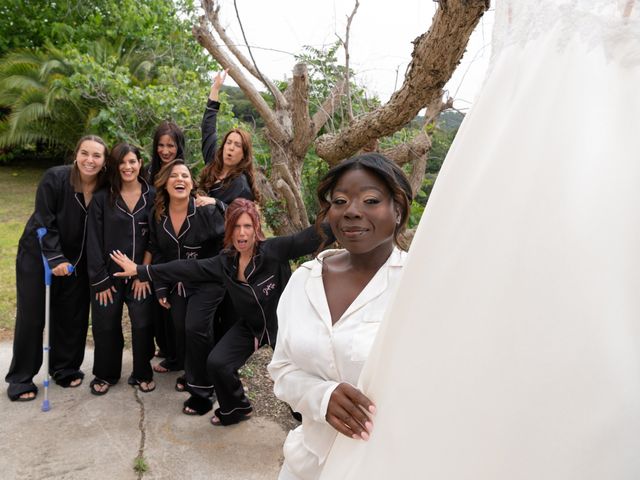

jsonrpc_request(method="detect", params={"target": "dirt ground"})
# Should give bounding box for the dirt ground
[241,346,300,432]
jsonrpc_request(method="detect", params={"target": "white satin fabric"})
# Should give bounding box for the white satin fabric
[320,1,640,478]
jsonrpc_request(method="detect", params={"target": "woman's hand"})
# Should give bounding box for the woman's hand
[208,69,228,101]
[195,195,216,207]
[96,286,116,307]
[158,297,171,309]
[52,262,73,277]
[326,383,376,441]
[132,279,151,301]
[110,250,139,277]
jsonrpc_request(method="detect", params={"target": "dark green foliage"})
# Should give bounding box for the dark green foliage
[301,151,330,223]
[221,86,266,128]
[436,110,464,132]
[0,0,230,164]
[428,125,460,174]
[0,0,210,70]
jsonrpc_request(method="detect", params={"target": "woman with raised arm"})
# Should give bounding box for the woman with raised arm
[111,198,334,422]
[267,153,413,480]
[146,159,225,393]
[87,143,155,395]
[6,135,109,401]
[197,69,260,206]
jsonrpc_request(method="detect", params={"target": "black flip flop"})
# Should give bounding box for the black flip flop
[56,371,84,388]
[128,376,156,393]
[210,407,253,426]
[90,379,110,396]
[12,391,37,402]
[175,376,186,392]
[182,395,212,415]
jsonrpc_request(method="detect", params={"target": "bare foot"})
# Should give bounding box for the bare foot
[69,378,82,388]
[153,364,170,373]
[90,381,110,395]
[138,380,156,393]
[19,392,36,401]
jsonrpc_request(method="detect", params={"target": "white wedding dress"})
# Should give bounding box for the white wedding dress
[320,1,640,478]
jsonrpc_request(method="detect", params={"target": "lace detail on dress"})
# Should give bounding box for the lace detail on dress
[491,0,640,68]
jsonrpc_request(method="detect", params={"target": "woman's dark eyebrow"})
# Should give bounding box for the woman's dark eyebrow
[333,185,386,194]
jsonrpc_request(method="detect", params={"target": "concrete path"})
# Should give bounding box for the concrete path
[0,342,286,479]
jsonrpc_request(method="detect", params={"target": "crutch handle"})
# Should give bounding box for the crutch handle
[36,228,74,283]
[36,228,52,286]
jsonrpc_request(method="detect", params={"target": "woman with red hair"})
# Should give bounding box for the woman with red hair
[111,198,333,423]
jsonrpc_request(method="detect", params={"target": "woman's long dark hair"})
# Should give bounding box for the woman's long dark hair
[153,159,197,222]
[107,143,143,205]
[149,122,185,183]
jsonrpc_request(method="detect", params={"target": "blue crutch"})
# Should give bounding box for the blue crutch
[36,227,74,412]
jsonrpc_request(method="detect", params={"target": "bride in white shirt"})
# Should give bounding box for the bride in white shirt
[268,153,413,480]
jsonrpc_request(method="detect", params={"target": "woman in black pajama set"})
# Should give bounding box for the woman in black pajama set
[6,135,109,401]
[146,159,225,392]
[111,198,333,423]
[197,69,259,210]
[173,71,260,411]
[146,121,186,363]
[87,143,156,395]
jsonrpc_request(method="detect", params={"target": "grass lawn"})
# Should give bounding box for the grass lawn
[0,164,44,338]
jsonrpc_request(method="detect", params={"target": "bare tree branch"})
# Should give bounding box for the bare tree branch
[193,17,288,144]
[202,2,261,80]
[407,140,430,197]
[315,0,488,163]
[382,131,431,167]
[205,0,287,110]
[337,0,359,122]
[384,95,451,191]
[427,95,454,125]
[289,63,314,157]
[275,178,303,227]
[272,151,310,228]
[311,78,348,137]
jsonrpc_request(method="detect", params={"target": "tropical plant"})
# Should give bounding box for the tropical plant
[0,0,219,160]
[0,46,94,150]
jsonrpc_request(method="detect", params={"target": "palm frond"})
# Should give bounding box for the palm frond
[0,75,44,94]
[0,122,57,149]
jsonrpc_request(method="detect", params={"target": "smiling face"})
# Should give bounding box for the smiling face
[222,132,244,171]
[232,212,256,254]
[166,164,193,201]
[75,140,106,179]
[118,151,142,184]
[327,167,398,256]
[157,134,178,164]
